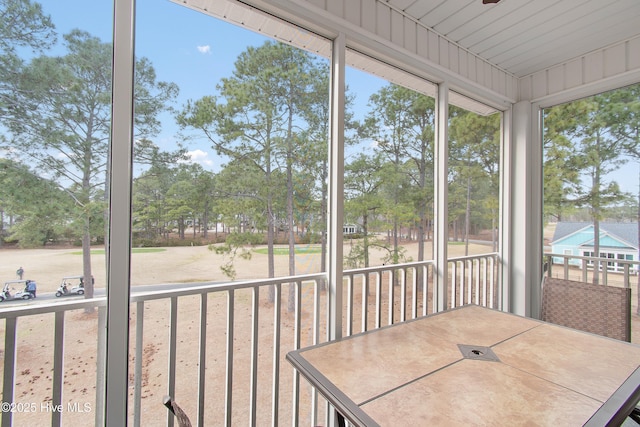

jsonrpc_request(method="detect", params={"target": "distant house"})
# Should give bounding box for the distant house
[550,222,638,272]
[343,224,362,235]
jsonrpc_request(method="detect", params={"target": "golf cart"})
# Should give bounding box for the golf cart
[0,280,36,302]
[55,276,86,297]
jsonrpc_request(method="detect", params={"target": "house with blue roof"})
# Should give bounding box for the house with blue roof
[550,222,638,272]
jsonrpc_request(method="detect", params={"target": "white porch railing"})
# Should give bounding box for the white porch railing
[0,253,500,426]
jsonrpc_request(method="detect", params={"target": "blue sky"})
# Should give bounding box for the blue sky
[34,0,640,196]
[39,0,383,172]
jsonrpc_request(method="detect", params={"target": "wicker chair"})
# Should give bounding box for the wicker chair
[540,277,632,342]
[163,395,192,427]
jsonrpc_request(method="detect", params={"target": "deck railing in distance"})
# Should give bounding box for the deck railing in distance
[544,253,640,314]
[0,254,501,427]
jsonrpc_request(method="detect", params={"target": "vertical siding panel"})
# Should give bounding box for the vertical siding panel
[391,10,404,45]
[531,71,547,100]
[404,17,417,54]
[324,0,344,18]
[483,61,492,88]
[492,68,507,97]
[629,37,640,70]
[361,0,376,33]
[584,50,604,84]
[458,49,468,79]
[466,52,476,82]
[417,26,429,59]
[548,66,564,94]
[376,2,391,41]
[306,0,325,9]
[326,0,342,17]
[344,0,361,26]
[475,56,484,87]
[604,43,626,77]
[449,44,459,74]
[439,37,449,69]
[428,31,439,63]
[506,75,517,101]
[564,58,583,89]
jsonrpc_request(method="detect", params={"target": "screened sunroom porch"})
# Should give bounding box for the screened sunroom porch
[1,0,639,426]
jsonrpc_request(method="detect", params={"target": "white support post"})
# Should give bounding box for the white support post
[433,83,449,313]
[499,108,512,312]
[327,32,346,427]
[327,33,345,342]
[510,101,543,317]
[105,0,135,425]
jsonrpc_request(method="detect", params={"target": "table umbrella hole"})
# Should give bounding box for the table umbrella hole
[457,344,500,362]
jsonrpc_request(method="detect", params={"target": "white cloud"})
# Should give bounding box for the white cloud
[197,45,211,54]
[185,149,214,167]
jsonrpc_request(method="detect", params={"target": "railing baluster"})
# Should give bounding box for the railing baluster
[411,267,418,320]
[2,317,17,427]
[488,257,495,309]
[167,296,178,427]
[362,274,369,332]
[375,271,382,329]
[623,264,630,288]
[481,258,487,307]
[133,301,144,427]
[292,281,302,427]
[459,260,463,307]
[311,280,320,427]
[225,290,234,427]
[198,293,207,427]
[419,265,431,316]
[388,268,394,326]
[96,306,107,427]
[399,268,406,322]
[450,261,457,309]
[467,259,472,304]
[474,259,480,305]
[272,283,281,426]
[52,311,65,427]
[346,274,353,336]
[250,286,259,426]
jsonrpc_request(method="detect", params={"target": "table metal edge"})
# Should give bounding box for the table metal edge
[583,366,640,427]
[286,351,381,427]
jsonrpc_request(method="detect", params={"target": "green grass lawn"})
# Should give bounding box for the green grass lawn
[253,246,322,255]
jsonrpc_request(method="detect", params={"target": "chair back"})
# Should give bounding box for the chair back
[163,395,192,427]
[540,277,631,342]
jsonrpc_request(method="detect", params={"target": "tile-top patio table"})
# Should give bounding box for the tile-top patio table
[286,304,640,426]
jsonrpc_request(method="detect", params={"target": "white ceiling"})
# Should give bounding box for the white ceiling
[179,0,640,79]
[175,0,640,111]
[387,0,640,78]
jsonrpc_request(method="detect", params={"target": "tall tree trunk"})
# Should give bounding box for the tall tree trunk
[202,201,209,239]
[363,213,370,268]
[286,123,296,312]
[319,158,328,290]
[82,215,94,313]
[267,199,276,302]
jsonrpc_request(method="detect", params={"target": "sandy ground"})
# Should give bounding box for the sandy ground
[0,241,638,425]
